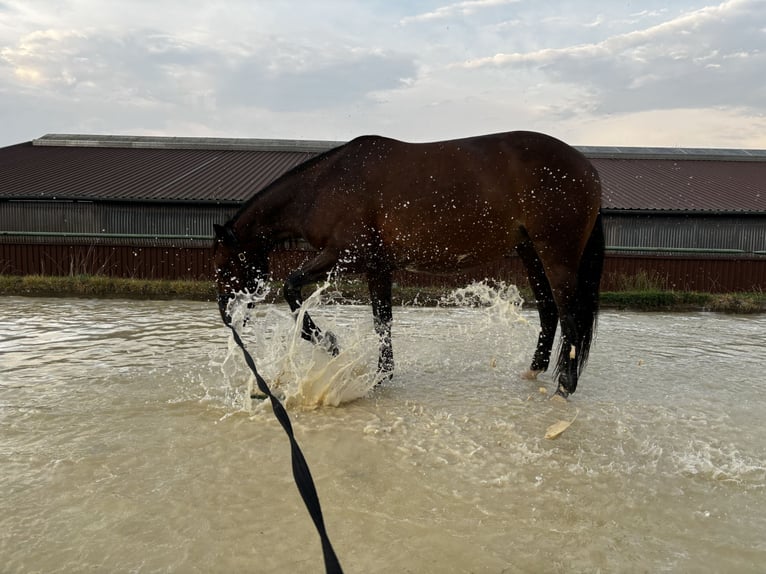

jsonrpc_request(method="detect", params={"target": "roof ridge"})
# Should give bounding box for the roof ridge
[32,134,766,161]
[578,145,766,162]
[33,134,345,154]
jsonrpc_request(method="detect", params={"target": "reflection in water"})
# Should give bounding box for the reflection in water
[1,293,765,573]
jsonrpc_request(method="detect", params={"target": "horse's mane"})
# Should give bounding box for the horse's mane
[227,142,350,224]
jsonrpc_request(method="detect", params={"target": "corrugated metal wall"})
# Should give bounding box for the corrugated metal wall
[2,242,765,292]
[605,213,766,255]
[602,255,766,292]
[0,243,215,279]
[2,202,765,291]
[1,200,238,244]
[5,201,764,252]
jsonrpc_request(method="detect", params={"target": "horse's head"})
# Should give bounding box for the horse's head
[213,223,271,324]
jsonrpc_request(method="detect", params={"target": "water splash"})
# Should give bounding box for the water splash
[201,286,273,411]
[211,279,537,412]
[672,439,766,487]
[218,281,378,411]
[440,280,528,323]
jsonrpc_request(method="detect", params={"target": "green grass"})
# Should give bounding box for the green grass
[601,290,706,311]
[0,274,215,300]
[1,274,764,313]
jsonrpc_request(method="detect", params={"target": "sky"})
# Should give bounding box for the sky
[1,0,765,149]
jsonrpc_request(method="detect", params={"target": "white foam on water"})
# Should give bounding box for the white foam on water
[437,280,536,372]
[206,279,536,413]
[672,438,766,486]
[439,279,527,322]
[203,285,277,412]
[208,281,766,493]
[213,281,379,412]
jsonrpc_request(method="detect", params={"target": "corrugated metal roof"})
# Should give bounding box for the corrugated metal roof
[595,157,765,213]
[0,140,322,203]
[1,134,764,213]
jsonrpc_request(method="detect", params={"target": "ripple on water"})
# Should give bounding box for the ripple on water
[1,294,765,572]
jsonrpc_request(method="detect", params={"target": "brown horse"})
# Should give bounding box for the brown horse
[214,130,604,397]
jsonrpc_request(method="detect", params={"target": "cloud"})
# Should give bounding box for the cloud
[0,0,763,148]
[401,0,521,24]
[1,26,416,115]
[2,29,209,100]
[454,0,766,113]
[218,43,417,111]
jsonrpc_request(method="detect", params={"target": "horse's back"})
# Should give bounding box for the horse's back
[342,131,598,200]
[308,131,592,271]
[341,130,600,223]
[302,131,600,272]
[346,130,590,164]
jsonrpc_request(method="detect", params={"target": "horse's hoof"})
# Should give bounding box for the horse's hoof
[521,369,542,380]
[377,359,394,378]
[557,371,577,396]
[553,386,570,401]
[320,331,340,356]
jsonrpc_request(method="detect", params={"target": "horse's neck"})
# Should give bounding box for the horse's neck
[235,170,313,242]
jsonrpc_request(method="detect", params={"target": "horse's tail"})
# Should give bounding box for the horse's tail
[564,210,605,376]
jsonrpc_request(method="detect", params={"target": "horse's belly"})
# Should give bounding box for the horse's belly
[403,259,486,275]
[395,242,516,274]
[384,211,525,273]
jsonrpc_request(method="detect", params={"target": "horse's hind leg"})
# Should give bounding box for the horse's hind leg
[283,249,340,356]
[368,269,394,378]
[516,240,558,380]
[528,249,584,398]
[534,216,604,398]
[543,268,582,398]
[555,312,580,397]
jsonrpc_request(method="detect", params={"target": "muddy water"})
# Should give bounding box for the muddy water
[1,293,765,573]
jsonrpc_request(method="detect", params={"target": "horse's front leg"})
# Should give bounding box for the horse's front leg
[368,269,394,379]
[283,250,340,356]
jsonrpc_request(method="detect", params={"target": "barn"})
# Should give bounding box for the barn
[590,145,766,291]
[1,134,764,292]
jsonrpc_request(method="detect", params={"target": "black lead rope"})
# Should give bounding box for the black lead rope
[227,325,344,574]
